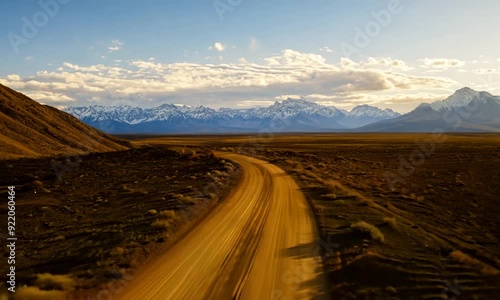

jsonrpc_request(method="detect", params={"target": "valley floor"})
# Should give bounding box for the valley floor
[140,133,500,299]
[1,133,499,299]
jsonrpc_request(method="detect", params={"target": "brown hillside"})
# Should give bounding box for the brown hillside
[0,83,130,159]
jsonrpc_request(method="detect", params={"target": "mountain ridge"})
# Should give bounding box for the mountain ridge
[65,99,401,133]
[361,88,500,132]
[0,83,130,159]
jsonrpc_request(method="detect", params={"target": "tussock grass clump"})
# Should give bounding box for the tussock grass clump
[151,219,172,230]
[152,210,178,230]
[31,180,44,189]
[15,286,66,300]
[111,247,125,256]
[158,210,176,219]
[34,273,76,291]
[351,221,385,243]
[382,217,398,229]
[180,196,195,205]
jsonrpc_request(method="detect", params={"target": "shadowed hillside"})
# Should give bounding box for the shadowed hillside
[0,83,130,159]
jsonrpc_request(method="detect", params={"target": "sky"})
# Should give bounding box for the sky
[0,0,499,113]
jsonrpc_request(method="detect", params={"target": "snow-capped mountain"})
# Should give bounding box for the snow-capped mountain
[339,104,400,128]
[361,88,500,132]
[429,87,500,111]
[64,98,400,133]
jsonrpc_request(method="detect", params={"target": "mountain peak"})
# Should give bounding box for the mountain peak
[429,87,483,111]
[452,87,480,98]
[457,86,475,92]
[348,104,400,118]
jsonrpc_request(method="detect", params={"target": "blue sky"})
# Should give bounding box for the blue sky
[1,0,499,112]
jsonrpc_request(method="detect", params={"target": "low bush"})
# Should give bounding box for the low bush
[351,221,385,243]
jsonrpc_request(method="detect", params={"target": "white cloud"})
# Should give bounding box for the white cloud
[313,92,448,111]
[474,68,499,74]
[0,50,457,109]
[209,42,226,52]
[236,100,276,107]
[6,74,21,81]
[274,95,302,100]
[238,58,248,64]
[265,49,327,66]
[25,91,76,103]
[320,47,333,53]
[363,57,412,71]
[249,37,258,50]
[339,57,358,68]
[108,40,124,52]
[419,58,465,69]
[25,56,34,61]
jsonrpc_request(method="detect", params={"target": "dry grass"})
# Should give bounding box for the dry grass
[34,273,75,291]
[158,210,176,219]
[382,217,398,229]
[15,286,66,300]
[151,219,172,230]
[182,196,196,205]
[351,221,385,243]
[450,250,500,275]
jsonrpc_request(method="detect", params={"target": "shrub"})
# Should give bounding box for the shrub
[151,219,171,230]
[351,221,385,243]
[158,210,176,219]
[111,247,125,256]
[382,217,398,229]
[34,273,75,291]
[179,196,195,205]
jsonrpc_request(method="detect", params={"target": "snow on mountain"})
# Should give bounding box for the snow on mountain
[64,98,401,133]
[361,87,500,132]
[347,104,400,119]
[261,98,345,119]
[429,87,495,111]
[338,104,401,128]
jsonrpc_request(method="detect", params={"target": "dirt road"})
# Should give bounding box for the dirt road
[119,153,328,299]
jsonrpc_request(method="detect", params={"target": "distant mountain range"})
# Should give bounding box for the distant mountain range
[0,83,129,159]
[361,87,500,132]
[64,99,400,133]
[64,87,500,133]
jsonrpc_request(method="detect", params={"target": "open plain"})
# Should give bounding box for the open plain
[133,133,500,299]
[1,133,499,299]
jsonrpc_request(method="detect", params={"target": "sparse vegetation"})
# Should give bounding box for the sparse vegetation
[151,219,173,230]
[34,273,76,291]
[15,286,66,300]
[350,221,385,243]
[158,209,176,219]
[450,250,500,275]
[382,217,398,229]
[0,145,240,296]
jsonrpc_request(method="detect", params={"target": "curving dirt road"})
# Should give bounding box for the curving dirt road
[119,153,328,300]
